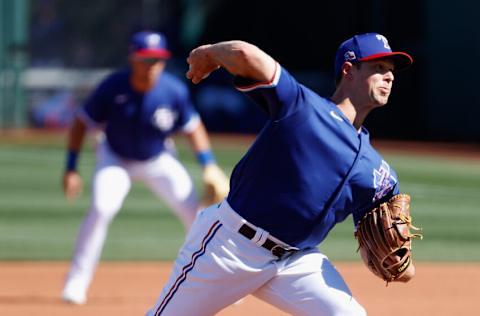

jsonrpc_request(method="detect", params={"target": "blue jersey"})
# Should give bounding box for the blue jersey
[80,69,199,160]
[227,64,400,249]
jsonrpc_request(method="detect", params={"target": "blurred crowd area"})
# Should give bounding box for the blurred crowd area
[26,0,269,133]
[4,0,479,141]
[30,0,188,68]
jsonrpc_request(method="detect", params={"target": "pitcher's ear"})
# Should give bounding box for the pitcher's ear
[342,62,354,80]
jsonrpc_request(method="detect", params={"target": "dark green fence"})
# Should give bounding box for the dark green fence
[0,0,29,128]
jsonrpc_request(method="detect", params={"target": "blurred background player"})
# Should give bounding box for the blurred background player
[61,30,229,305]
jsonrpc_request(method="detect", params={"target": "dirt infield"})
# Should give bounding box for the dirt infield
[0,261,477,316]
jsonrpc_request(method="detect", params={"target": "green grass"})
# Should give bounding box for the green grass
[321,152,480,261]
[0,136,244,261]
[1,135,480,261]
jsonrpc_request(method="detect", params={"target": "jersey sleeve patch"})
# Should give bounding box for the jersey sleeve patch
[234,62,281,92]
[372,160,398,202]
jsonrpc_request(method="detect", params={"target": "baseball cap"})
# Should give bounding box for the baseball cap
[129,31,171,59]
[334,33,412,76]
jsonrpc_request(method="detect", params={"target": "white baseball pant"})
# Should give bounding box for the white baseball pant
[63,139,198,299]
[145,200,366,316]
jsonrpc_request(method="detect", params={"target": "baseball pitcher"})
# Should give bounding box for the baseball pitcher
[145,33,422,316]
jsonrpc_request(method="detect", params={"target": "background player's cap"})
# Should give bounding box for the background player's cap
[129,31,171,59]
[334,33,412,76]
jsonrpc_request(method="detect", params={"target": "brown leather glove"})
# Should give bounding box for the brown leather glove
[355,194,423,284]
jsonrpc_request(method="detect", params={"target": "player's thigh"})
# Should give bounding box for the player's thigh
[91,165,131,214]
[144,153,196,199]
[143,153,198,217]
[254,248,366,316]
[147,205,276,316]
[90,141,132,213]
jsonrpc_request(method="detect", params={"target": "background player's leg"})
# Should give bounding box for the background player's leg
[253,248,367,316]
[140,152,199,230]
[62,144,132,304]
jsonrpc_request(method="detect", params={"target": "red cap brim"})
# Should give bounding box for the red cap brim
[134,49,171,59]
[359,52,413,71]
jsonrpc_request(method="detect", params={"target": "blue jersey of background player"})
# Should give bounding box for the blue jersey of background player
[146,33,414,316]
[228,63,401,249]
[82,63,198,160]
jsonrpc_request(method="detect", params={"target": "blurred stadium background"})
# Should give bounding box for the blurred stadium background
[1,0,479,262]
[1,0,480,139]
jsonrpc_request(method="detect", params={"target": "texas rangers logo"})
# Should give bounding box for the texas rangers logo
[344,51,356,61]
[146,33,162,48]
[153,107,177,131]
[372,160,397,201]
[375,34,391,49]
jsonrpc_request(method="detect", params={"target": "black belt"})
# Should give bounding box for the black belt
[238,224,298,258]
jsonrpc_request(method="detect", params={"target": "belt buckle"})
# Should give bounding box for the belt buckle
[270,245,286,258]
[270,245,299,258]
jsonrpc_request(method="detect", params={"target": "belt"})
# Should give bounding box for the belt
[238,224,298,258]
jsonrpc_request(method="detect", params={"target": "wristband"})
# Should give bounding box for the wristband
[66,151,79,171]
[196,150,216,167]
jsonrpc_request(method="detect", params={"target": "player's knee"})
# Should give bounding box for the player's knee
[299,298,366,316]
[336,301,367,316]
[89,203,120,222]
[352,304,367,316]
[321,300,366,316]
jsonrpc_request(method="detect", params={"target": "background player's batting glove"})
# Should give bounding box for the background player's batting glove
[354,194,423,284]
[201,164,229,207]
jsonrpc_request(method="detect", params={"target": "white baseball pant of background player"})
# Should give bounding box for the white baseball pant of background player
[63,138,198,303]
[145,200,366,316]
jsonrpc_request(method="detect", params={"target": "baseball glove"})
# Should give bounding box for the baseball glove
[201,164,230,206]
[355,194,423,284]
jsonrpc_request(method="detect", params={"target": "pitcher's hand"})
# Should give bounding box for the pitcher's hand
[186,45,220,84]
